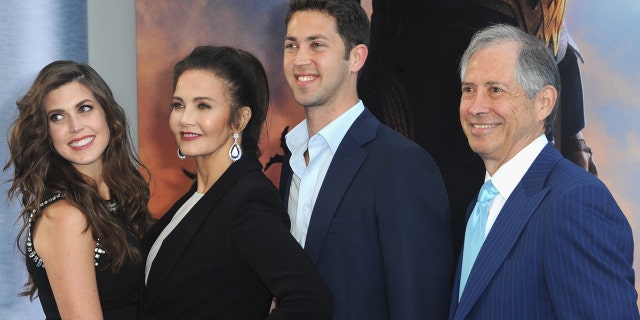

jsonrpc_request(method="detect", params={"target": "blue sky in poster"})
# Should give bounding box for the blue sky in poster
[0,2,87,318]
[565,1,640,268]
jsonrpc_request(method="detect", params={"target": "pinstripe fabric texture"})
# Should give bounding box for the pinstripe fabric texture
[450,143,639,319]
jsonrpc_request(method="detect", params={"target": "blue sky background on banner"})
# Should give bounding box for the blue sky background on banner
[564,0,640,271]
[0,1,87,319]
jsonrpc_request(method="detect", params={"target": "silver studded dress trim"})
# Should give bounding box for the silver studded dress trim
[26,193,112,269]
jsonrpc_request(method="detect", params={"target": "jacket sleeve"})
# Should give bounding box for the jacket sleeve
[544,181,639,319]
[376,144,454,319]
[230,184,333,320]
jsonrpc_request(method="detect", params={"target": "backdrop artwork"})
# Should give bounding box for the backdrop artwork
[136,0,300,217]
[1,1,636,318]
[136,0,640,303]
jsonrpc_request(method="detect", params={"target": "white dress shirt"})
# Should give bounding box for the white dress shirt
[286,101,365,247]
[484,134,548,236]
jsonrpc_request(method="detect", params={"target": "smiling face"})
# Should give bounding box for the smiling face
[283,10,361,111]
[45,81,110,175]
[460,41,553,173]
[170,69,236,164]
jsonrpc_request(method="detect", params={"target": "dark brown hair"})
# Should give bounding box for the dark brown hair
[173,45,270,157]
[285,0,370,59]
[4,60,152,298]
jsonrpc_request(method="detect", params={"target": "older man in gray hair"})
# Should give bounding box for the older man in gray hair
[450,24,638,319]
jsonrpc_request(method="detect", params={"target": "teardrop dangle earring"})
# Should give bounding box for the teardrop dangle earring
[177,148,186,160]
[229,133,242,162]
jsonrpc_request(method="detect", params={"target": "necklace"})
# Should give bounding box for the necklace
[105,198,119,214]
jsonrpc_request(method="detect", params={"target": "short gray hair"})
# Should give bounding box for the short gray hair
[459,24,560,134]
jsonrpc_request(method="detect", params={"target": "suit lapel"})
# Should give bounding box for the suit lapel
[142,187,194,253]
[303,110,378,263]
[144,156,261,304]
[454,144,562,319]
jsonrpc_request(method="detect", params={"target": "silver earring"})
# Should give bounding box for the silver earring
[177,148,186,160]
[229,133,242,162]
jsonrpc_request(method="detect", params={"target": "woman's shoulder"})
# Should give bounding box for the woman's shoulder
[29,193,88,234]
[228,172,286,217]
[233,168,278,192]
[39,197,88,229]
[29,193,101,270]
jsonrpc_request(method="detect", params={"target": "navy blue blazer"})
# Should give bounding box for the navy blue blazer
[280,108,453,320]
[450,143,639,319]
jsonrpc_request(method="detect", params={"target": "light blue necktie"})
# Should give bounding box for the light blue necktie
[459,180,499,300]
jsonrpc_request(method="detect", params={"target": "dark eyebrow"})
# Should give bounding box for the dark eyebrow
[286,34,327,42]
[192,97,215,102]
[46,98,93,115]
[75,99,93,107]
[172,96,216,103]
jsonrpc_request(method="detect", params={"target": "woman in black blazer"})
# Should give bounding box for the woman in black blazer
[142,45,332,319]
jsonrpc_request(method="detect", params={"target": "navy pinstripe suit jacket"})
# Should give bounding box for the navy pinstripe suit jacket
[450,143,639,319]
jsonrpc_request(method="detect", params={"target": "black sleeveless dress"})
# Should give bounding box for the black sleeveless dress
[26,194,143,320]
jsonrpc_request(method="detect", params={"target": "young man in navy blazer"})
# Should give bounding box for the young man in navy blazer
[279,0,454,319]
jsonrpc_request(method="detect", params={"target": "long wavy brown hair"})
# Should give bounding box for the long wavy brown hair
[4,60,152,298]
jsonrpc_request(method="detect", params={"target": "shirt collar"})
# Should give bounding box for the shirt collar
[487,134,548,199]
[286,118,309,156]
[285,100,365,155]
[318,100,365,153]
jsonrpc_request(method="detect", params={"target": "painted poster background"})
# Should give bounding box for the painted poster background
[0,0,638,318]
[136,0,300,216]
[136,0,640,304]
[564,1,640,271]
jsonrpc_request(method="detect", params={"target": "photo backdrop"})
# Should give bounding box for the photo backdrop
[136,0,640,302]
[570,1,640,292]
[136,0,300,216]
[0,2,88,319]
[0,1,637,318]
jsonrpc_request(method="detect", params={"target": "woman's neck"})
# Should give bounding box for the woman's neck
[195,156,233,194]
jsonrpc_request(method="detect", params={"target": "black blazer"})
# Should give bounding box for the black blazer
[142,154,332,320]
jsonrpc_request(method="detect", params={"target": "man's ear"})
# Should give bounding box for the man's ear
[350,44,368,73]
[536,84,557,121]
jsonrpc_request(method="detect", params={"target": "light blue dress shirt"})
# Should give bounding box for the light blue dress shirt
[285,101,365,247]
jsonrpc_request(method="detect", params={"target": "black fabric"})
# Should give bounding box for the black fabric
[359,0,509,259]
[142,154,332,320]
[27,196,142,320]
